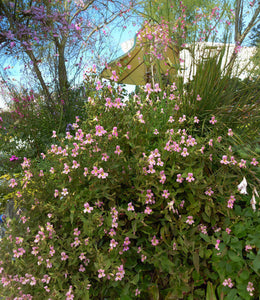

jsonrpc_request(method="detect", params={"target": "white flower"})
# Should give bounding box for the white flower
[250,194,256,212]
[251,187,259,212]
[237,177,247,194]
[253,187,259,198]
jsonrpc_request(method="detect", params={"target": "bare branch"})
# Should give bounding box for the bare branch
[237,4,260,45]
[228,2,260,71]
[84,10,124,44]
[70,0,95,22]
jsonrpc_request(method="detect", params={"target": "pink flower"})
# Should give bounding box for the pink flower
[54,189,59,198]
[169,93,175,100]
[151,235,159,246]
[105,97,113,108]
[198,224,208,234]
[112,127,118,137]
[227,195,236,209]
[79,264,85,272]
[72,160,80,169]
[84,202,93,213]
[205,188,214,196]
[91,166,99,176]
[238,159,246,168]
[9,178,17,188]
[110,70,119,81]
[144,83,153,94]
[83,167,88,176]
[109,239,118,250]
[127,202,135,211]
[115,264,125,281]
[97,168,108,179]
[196,94,201,101]
[114,145,122,155]
[141,254,147,262]
[194,116,199,123]
[179,115,186,123]
[247,282,254,296]
[228,128,233,136]
[215,239,221,250]
[209,116,217,124]
[73,228,81,236]
[98,269,106,278]
[168,116,174,123]
[96,81,103,91]
[220,155,229,164]
[46,259,52,268]
[226,228,231,234]
[245,245,252,252]
[223,278,233,288]
[62,163,70,174]
[61,188,68,196]
[176,174,184,183]
[251,158,258,166]
[162,190,170,198]
[186,173,195,182]
[10,155,19,161]
[154,83,161,92]
[144,206,152,214]
[95,125,107,136]
[186,216,194,225]
[181,147,189,157]
[79,253,86,261]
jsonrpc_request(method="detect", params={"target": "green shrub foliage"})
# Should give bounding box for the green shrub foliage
[0,78,259,299]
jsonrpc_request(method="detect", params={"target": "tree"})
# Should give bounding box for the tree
[248,22,260,76]
[0,0,137,107]
[227,0,260,69]
[125,0,233,86]
[250,22,260,46]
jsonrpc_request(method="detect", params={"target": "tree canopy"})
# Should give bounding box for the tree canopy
[0,0,138,104]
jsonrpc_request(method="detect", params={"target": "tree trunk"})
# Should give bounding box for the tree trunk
[26,49,52,103]
[57,43,70,103]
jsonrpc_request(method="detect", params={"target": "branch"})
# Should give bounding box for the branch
[235,0,241,41]
[227,2,260,71]
[84,10,124,44]
[237,4,260,45]
[70,0,95,22]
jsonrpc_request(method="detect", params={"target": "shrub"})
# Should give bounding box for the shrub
[0,77,259,299]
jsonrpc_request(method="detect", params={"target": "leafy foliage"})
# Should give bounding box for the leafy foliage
[0,74,259,299]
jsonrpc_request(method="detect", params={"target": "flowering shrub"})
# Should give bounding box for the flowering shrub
[0,78,259,299]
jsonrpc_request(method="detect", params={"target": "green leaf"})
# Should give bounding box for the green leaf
[239,270,250,281]
[206,282,217,300]
[82,290,90,300]
[228,250,241,262]
[205,204,211,217]
[131,273,139,285]
[70,208,75,224]
[226,288,238,300]
[200,232,210,243]
[193,251,200,273]
[252,254,260,271]
[120,296,132,300]
[148,285,159,300]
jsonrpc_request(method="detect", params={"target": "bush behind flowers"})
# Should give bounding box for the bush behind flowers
[0,76,259,299]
